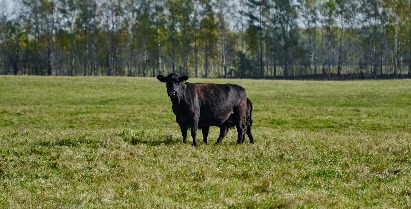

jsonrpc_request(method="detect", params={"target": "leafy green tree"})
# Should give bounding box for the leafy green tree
[164,0,179,74]
[130,0,151,76]
[359,0,385,77]
[192,1,201,77]
[384,0,411,77]
[217,0,240,77]
[320,0,337,79]
[1,0,410,78]
[268,0,298,78]
[74,0,98,76]
[179,0,194,76]
[1,21,24,75]
[243,0,268,77]
[152,1,168,76]
[40,0,57,76]
[20,0,42,74]
[99,0,130,76]
[199,0,218,78]
[334,0,357,79]
[297,0,319,77]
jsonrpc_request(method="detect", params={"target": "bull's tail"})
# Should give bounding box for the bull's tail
[246,98,253,127]
[246,98,254,143]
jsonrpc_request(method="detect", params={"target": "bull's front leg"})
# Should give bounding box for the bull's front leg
[190,117,199,147]
[191,122,198,147]
[179,124,188,144]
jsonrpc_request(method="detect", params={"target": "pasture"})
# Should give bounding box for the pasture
[1,76,411,208]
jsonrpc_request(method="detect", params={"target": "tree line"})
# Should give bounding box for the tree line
[0,0,410,79]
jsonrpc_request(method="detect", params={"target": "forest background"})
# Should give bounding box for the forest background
[0,0,410,79]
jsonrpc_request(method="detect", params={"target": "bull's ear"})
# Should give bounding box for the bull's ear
[179,75,188,82]
[157,75,166,82]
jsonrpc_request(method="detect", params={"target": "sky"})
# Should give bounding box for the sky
[1,0,22,20]
[1,0,17,15]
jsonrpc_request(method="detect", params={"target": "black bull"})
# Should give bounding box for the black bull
[157,73,254,146]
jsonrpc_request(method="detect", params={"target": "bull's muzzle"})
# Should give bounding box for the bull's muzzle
[168,91,178,98]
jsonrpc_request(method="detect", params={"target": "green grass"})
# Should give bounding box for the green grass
[1,76,411,208]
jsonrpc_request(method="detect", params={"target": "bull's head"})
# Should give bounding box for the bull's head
[157,73,188,99]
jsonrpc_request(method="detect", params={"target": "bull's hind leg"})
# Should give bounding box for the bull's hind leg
[246,125,254,144]
[236,125,246,144]
[215,126,229,144]
[202,126,209,144]
[235,101,247,144]
[237,128,245,144]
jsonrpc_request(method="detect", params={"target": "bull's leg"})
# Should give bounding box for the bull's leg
[191,125,198,147]
[235,101,247,144]
[179,124,188,144]
[246,99,254,144]
[202,126,209,144]
[236,125,246,144]
[235,120,246,144]
[246,125,254,144]
[215,126,229,144]
[191,118,199,147]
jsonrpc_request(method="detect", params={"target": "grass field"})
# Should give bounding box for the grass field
[1,76,411,208]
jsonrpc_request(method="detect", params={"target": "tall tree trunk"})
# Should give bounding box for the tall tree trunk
[409,28,411,77]
[47,41,52,76]
[260,32,263,78]
[46,11,54,76]
[381,28,387,77]
[106,50,111,76]
[222,33,227,78]
[394,31,398,78]
[205,40,209,78]
[312,26,318,78]
[220,2,226,78]
[172,39,176,73]
[13,39,19,75]
[337,28,343,80]
[321,31,326,80]
[259,0,264,78]
[84,31,88,76]
[194,35,199,78]
[47,25,53,76]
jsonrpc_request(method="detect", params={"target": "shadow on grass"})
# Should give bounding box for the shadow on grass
[119,129,251,147]
[130,135,180,146]
[120,129,180,146]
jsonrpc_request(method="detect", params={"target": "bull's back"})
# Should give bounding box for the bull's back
[187,83,247,126]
